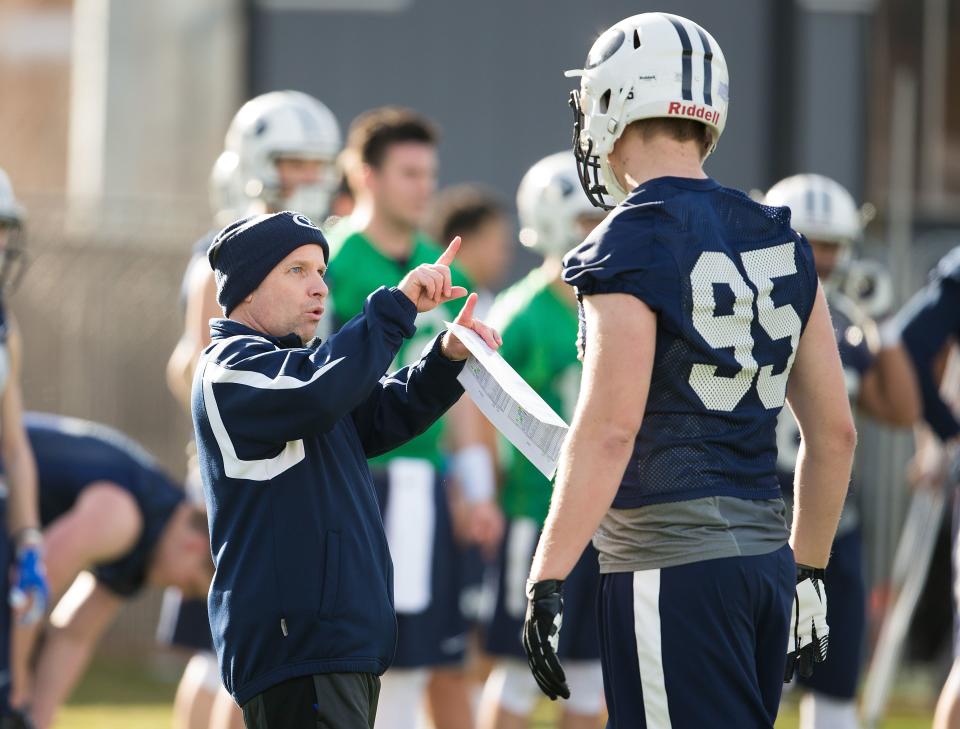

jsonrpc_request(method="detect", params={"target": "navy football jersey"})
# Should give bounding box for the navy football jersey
[563,176,818,508]
[178,230,216,313]
[897,246,960,440]
[25,413,185,597]
[777,291,873,492]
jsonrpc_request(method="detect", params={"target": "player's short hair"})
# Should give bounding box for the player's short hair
[345,106,439,169]
[625,118,713,160]
[426,184,506,245]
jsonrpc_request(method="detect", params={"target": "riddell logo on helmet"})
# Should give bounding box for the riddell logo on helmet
[667,102,720,125]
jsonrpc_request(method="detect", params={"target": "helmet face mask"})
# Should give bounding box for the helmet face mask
[0,222,27,296]
[567,13,729,208]
[569,90,615,211]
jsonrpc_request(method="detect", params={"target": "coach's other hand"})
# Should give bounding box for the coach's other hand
[440,293,502,361]
[523,578,570,700]
[398,236,469,313]
[784,565,829,682]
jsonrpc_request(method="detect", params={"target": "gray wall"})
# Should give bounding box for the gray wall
[247,0,783,201]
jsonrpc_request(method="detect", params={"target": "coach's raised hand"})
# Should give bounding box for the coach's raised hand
[398,236,469,313]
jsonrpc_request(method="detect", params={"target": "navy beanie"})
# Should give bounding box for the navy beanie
[207,211,330,314]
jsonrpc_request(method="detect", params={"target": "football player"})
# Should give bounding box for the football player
[0,169,49,729]
[764,174,919,729]
[9,413,213,729]
[426,184,512,316]
[163,90,341,729]
[326,107,485,729]
[894,246,960,729]
[478,151,606,729]
[522,14,856,727]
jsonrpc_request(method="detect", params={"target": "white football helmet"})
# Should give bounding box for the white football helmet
[566,13,729,208]
[224,90,341,221]
[517,151,603,258]
[763,174,863,245]
[208,150,246,227]
[0,168,27,292]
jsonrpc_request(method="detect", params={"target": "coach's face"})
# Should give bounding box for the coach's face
[240,243,329,342]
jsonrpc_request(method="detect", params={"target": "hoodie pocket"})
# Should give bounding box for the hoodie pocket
[319,530,341,617]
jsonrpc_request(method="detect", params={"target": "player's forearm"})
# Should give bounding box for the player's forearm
[790,434,855,567]
[528,421,633,581]
[4,446,39,534]
[868,344,922,426]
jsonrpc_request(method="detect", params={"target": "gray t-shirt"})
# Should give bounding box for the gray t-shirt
[593,495,790,573]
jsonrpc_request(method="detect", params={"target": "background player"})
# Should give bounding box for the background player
[478,151,606,729]
[163,90,342,729]
[522,13,856,727]
[8,412,213,729]
[327,106,485,729]
[426,184,512,316]
[894,246,960,729]
[764,174,919,729]
[0,168,48,727]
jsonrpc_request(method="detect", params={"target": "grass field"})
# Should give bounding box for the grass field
[52,658,935,729]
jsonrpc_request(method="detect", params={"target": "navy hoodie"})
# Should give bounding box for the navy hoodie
[192,286,465,704]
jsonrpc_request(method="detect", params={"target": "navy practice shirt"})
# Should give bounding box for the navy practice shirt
[25,412,184,596]
[563,176,818,508]
[897,246,960,441]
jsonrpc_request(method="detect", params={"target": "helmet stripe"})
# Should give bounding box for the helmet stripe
[665,16,694,101]
[694,27,714,106]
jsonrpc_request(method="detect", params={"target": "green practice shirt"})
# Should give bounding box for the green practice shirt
[326,221,472,469]
[487,267,581,525]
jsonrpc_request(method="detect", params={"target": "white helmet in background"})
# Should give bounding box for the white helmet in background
[763,173,863,244]
[566,13,729,209]
[208,150,245,227]
[224,90,341,221]
[517,151,602,257]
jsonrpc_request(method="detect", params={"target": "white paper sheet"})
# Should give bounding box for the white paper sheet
[446,321,569,479]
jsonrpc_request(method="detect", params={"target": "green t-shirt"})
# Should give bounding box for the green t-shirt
[487,267,580,525]
[326,221,472,468]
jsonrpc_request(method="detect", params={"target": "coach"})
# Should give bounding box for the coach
[191,211,500,729]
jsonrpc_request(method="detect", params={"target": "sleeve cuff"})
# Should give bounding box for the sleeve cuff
[365,286,418,338]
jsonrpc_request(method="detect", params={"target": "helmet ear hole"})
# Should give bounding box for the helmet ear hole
[599,90,612,114]
[633,29,641,49]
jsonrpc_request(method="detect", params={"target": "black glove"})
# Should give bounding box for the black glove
[522,578,570,700]
[1,707,36,729]
[784,564,829,683]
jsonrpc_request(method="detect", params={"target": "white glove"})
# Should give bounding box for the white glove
[785,565,829,682]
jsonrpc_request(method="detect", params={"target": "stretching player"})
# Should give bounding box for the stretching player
[894,246,960,729]
[0,169,49,728]
[522,14,856,727]
[327,107,482,729]
[764,174,919,729]
[478,151,606,729]
[9,413,213,729]
[164,90,342,729]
